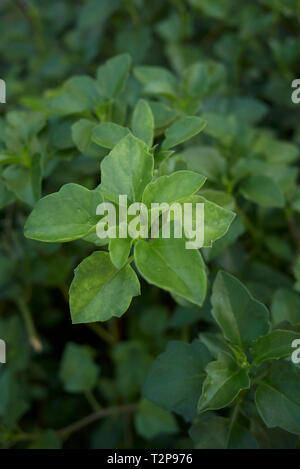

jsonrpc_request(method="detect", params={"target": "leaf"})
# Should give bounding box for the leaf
[134,65,178,97]
[0,369,29,428]
[271,288,300,326]
[132,99,154,147]
[240,174,284,208]
[97,53,131,99]
[256,361,300,435]
[59,342,99,393]
[181,195,235,247]
[162,116,207,150]
[134,399,179,440]
[24,183,103,242]
[100,134,154,204]
[143,340,211,421]
[142,170,206,206]
[29,430,62,450]
[182,145,226,182]
[72,119,105,157]
[134,237,207,306]
[251,330,300,366]
[92,122,130,149]
[211,271,270,348]
[109,237,133,269]
[112,341,152,400]
[69,251,140,324]
[148,101,177,129]
[190,415,258,449]
[198,354,250,412]
[199,332,233,359]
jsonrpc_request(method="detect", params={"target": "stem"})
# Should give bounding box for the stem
[84,390,101,412]
[87,323,116,345]
[17,300,42,352]
[57,403,138,440]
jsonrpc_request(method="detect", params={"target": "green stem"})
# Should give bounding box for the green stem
[84,390,101,413]
[57,403,138,440]
[17,300,42,352]
[87,323,116,345]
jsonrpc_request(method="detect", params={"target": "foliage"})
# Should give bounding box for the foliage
[1,0,300,449]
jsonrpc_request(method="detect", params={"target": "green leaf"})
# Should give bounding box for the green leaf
[182,145,226,182]
[181,195,235,247]
[190,415,258,449]
[148,101,177,129]
[271,288,300,326]
[251,330,300,366]
[134,399,179,440]
[240,174,285,208]
[72,119,105,157]
[199,333,233,359]
[100,134,154,203]
[92,122,130,149]
[142,170,206,206]
[112,341,152,400]
[109,237,133,269]
[132,99,154,147]
[198,354,250,412]
[162,116,207,150]
[24,183,103,242]
[211,271,270,348]
[69,251,140,324]
[60,342,99,393]
[0,369,29,428]
[143,340,211,420]
[256,361,300,435]
[134,65,178,98]
[29,430,62,450]
[134,237,207,306]
[97,53,132,99]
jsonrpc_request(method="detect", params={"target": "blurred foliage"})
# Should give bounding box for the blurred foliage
[1,0,300,449]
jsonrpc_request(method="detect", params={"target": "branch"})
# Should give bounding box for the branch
[57,403,138,440]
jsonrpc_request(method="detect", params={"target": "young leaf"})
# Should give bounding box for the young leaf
[134,237,207,307]
[211,271,270,349]
[250,330,300,366]
[100,134,154,203]
[109,237,133,269]
[59,342,99,393]
[143,340,211,421]
[97,53,132,99]
[239,174,285,208]
[162,116,207,150]
[134,399,179,440]
[256,361,300,435]
[69,251,140,324]
[24,184,103,242]
[72,119,105,157]
[132,99,154,147]
[92,122,130,149]
[198,354,250,413]
[142,170,206,206]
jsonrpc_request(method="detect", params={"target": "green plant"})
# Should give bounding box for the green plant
[1,0,300,450]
